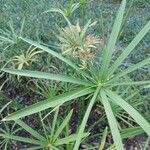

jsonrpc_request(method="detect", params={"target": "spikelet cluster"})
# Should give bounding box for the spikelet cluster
[58,21,103,68]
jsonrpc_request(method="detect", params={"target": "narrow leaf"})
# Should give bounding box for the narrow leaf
[106,90,150,136]
[53,110,73,140]
[108,20,150,77]
[110,58,150,81]
[100,0,126,79]
[2,87,94,121]
[98,127,108,150]
[0,134,43,145]
[121,127,144,139]
[2,68,92,86]
[73,86,100,150]
[109,80,150,86]
[51,108,59,138]
[100,90,124,150]
[15,119,46,141]
[55,133,89,146]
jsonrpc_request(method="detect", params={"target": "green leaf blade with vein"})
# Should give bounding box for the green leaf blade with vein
[53,110,73,141]
[73,86,100,150]
[108,20,150,77]
[121,126,144,139]
[55,133,89,146]
[2,68,92,86]
[100,0,126,79]
[0,134,43,145]
[100,90,124,150]
[110,57,150,81]
[51,108,59,138]
[20,37,89,78]
[2,87,94,121]
[106,90,150,136]
[15,119,46,141]
[98,126,108,150]
[109,80,150,86]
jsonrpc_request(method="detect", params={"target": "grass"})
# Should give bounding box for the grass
[0,0,150,149]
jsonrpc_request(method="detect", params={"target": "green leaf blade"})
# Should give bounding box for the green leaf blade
[109,80,150,87]
[2,68,92,86]
[55,133,89,146]
[106,90,150,137]
[53,110,73,141]
[110,58,150,81]
[108,20,150,77]
[100,0,126,79]
[100,90,124,150]
[15,119,46,141]
[98,127,108,150]
[73,86,100,150]
[121,126,144,139]
[2,87,94,121]
[0,134,43,145]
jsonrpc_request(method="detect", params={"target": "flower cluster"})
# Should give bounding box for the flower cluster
[58,21,103,68]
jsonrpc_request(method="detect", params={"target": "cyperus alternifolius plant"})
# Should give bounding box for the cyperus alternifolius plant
[1,0,150,149]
